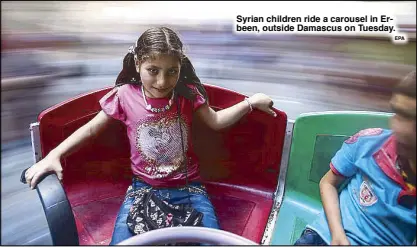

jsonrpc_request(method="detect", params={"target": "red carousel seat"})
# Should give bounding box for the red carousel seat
[37,84,287,245]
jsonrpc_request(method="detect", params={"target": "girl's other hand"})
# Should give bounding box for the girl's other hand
[248,93,277,117]
[25,153,63,189]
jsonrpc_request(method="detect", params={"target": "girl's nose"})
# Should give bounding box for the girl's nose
[156,75,168,88]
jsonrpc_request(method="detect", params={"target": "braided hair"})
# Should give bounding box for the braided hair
[115,27,208,102]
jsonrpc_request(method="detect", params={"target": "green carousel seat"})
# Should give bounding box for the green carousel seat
[270,111,392,245]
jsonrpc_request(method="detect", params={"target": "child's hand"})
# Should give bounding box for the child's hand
[248,93,277,117]
[25,153,63,189]
[331,235,350,245]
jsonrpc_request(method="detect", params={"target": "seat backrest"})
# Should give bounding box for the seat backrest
[286,111,393,204]
[192,84,287,191]
[38,87,116,159]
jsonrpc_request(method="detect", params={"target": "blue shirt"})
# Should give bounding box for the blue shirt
[308,128,416,245]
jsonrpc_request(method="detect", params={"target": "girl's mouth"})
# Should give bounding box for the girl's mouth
[152,87,171,93]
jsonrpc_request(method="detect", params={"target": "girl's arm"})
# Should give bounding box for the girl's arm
[25,111,114,189]
[320,169,351,245]
[196,93,277,131]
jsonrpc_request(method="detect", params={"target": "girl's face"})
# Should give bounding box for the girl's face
[136,54,181,98]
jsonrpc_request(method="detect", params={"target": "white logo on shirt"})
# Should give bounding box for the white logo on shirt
[359,180,378,207]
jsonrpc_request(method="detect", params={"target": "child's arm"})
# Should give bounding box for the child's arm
[25,111,114,189]
[320,169,351,245]
[196,93,276,131]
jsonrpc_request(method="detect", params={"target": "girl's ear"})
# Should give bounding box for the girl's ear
[134,55,140,73]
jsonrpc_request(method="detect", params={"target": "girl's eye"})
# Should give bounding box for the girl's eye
[147,68,158,75]
[168,69,178,75]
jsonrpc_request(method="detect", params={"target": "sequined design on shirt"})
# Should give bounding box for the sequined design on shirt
[135,112,189,179]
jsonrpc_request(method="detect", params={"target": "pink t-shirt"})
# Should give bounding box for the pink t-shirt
[99,84,206,187]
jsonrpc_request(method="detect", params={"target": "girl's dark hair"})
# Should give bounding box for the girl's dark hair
[115,27,208,102]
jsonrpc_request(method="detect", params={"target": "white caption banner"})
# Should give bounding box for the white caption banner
[234,14,408,44]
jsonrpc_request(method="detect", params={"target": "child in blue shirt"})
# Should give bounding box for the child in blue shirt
[295,70,416,245]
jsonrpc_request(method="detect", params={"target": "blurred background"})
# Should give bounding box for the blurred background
[1,1,416,245]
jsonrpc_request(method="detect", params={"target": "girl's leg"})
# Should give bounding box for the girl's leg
[157,184,220,230]
[157,185,219,246]
[188,192,220,229]
[109,196,135,245]
[109,179,151,245]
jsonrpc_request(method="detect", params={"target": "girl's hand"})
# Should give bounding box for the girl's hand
[331,234,351,245]
[248,93,277,117]
[25,153,63,189]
